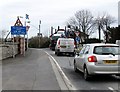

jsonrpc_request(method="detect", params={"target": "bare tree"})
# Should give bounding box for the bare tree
[66,17,78,30]
[67,10,95,40]
[94,13,116,42]
[0,30,8,43]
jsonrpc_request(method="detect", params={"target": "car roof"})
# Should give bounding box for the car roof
[53,34,61,36]
[84,43,119,47]
[58,38,74,40]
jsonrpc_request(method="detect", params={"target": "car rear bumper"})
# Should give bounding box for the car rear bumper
[87,64,120,75]
[59,48,74,53]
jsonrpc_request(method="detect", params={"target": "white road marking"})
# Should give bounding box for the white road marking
[45,51,77,90]
[108,87,117,92]
[48,57,68,90]
[108,87,114,90]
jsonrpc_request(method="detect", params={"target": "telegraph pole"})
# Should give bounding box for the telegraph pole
[39,20,41,48]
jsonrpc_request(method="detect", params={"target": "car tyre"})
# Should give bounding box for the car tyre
[56,51,60,56]
[84,67,90,81]
[74,61,79,73]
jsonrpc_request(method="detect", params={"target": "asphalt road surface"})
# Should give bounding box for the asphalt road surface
[2,48,61,90]
[2,48,120,92]
[45,48,120,92]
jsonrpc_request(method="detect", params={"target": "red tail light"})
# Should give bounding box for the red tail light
[88,56,97,62]
[74,41,76,48]
[58,40,60,48]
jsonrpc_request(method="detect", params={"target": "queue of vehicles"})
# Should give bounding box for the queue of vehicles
[49,29,120,81]
[49,29,76,56]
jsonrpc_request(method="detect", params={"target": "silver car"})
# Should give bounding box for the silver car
[74,43,120,80]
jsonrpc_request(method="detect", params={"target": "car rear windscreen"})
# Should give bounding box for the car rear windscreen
[60,40,74,45]
[93,46,120,55]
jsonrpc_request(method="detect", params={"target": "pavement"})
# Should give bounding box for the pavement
[2,48,65,91]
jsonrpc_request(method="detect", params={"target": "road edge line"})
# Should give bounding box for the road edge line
[45,51,77,90]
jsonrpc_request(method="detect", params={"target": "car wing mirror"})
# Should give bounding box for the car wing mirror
[76,52,79,56]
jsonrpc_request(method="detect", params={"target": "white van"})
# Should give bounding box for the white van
[55,38,75,56]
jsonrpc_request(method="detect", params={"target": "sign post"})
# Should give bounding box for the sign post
[75,31,80,48]
[11,17,27,57]
[13,35,15,58]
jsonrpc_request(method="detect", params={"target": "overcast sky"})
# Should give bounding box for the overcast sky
[0,0,119,38]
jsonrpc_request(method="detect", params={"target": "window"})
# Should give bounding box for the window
[79,46,86,54]
[94,46,120,55]
[84,46,90,54]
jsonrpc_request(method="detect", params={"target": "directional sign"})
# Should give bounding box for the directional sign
[75,36,80,44]
[11,26,26,35]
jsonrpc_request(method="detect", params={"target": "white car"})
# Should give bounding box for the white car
[74,43,120,80]
[55,38,75,56]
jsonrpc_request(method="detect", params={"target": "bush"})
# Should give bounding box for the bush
[28,36,50,48]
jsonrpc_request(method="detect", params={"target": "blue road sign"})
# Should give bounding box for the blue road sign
[11,26,26,35]
[75,36,80,42]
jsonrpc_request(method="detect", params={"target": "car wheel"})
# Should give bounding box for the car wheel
[84,67,90,81]
[57,51,60,56]
[74,61,79,73]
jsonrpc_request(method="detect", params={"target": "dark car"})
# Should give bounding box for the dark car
[49,34,61,50]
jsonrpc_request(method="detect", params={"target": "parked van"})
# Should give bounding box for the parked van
[55,38,75,56]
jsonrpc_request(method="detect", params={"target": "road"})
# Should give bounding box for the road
[2,48,120,91]
[2,49,61,90]
[45,48,120,92]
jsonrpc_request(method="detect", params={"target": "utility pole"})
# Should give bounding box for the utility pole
[98,25,101,41]
[39,20,41,48]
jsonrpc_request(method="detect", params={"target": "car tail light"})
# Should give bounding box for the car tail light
[58,40,60,48]
[74,41,76,48]
[88,56,97,62]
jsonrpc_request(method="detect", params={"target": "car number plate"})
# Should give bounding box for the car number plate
[61,46,66,48]
[104,60,118,64]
